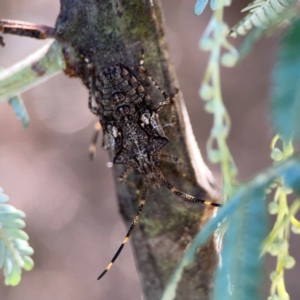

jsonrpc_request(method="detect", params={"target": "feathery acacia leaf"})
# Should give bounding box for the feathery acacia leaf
[270,17,300,141]
[229,0,297,38]
[0,188,34,286]
[194,0,209,15]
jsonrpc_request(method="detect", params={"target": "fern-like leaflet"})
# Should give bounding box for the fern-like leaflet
[229,0,297,38]
[0,188,34,286]
[0,67,29,129]
[8,96,30,129]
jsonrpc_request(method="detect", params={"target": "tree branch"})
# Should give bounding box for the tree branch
[0,41,64,101]
[0,1,220,299]
[56,1,220,298]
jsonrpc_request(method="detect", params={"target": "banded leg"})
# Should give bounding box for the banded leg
[156,88,178,112]
[138,50,179,128]
[0,19,56,40]
[86,59,98,115]
[162,100,177,130]
[156,98,170,113]
[97,186,148,280]
[138,50,170,103]
[160,174,221,207]
[118,165,137,189]
[89,121,101,160]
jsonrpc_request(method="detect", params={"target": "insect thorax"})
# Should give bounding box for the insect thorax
[94,64,168,185]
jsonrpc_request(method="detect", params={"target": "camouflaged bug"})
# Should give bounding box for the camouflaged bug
[0,19,221,281]
[85,54,222,280]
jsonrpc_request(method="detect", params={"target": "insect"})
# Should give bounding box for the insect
[85,52,222,280]
[0,18,222,281]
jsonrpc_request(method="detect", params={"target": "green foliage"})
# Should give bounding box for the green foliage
[229,0,297,38]
[0,188,34,286]
[0,67,29,128]
[1,0,300,297]
[163,5,300,298]
[270,17,300,141]
[194,0,209,15]
[197,1,238,198]
[8,96,30,129]
[213,187,267,300]
[0,41,66,102]
[161,188,244,300]
[262,137,299,299]
[194,0,232,15]
[161,157,300,300]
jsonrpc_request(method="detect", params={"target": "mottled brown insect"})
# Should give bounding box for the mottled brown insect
[90,63,169,186]
[85,55,222,280]
[0,18,222,281]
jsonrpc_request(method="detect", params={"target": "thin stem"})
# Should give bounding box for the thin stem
[0,41,65,101]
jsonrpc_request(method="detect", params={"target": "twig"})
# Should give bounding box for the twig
[0,1,220,298]
[0,41,65,101]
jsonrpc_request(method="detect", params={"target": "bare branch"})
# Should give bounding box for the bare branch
[0,19,56,39]
[0,41,65,101]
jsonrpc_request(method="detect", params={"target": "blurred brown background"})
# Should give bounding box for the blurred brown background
[0,0,299,299]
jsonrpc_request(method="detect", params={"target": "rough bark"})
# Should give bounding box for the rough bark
[54,1,220,299]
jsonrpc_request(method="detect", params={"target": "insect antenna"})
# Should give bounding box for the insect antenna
[97,186,148,280]
[160,174,221,207]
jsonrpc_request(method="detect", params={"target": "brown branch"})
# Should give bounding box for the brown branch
[0,19,56,39]
[56,0,221,299]
[1,0,221,299]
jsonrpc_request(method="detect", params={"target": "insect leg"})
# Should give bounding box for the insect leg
[118,165,141,192]
[138,50,179,126]
[160,174,222,207]
[162,97,177,130]
[138,50,170,103]
[160,153,182,166]
[156,88,178,112]
[88,89,98,115]
[89,121,101,160]
[0,19,56,40]
[87,65,98,116]
[97,186,148,280]
[156,98,171,113]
